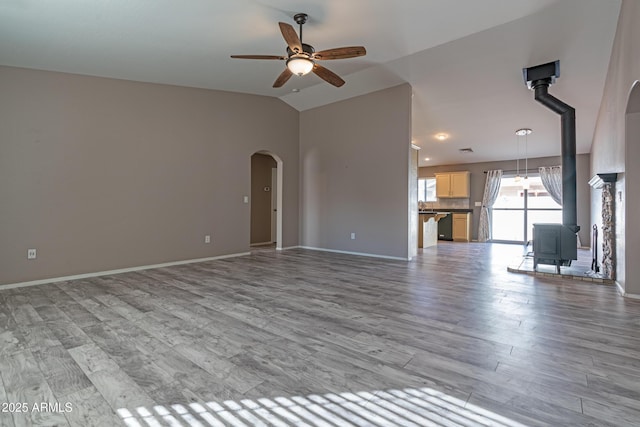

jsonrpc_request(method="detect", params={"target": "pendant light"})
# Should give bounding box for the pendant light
[515,128,532,189]
[514,131,521,182]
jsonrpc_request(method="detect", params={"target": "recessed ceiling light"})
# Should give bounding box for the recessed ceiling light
[435,133,449,141]
[459,148,474,153]
[424,157,431,161]
[291,88,300,93]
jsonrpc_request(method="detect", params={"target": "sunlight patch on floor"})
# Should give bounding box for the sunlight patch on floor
[117,386,530,426]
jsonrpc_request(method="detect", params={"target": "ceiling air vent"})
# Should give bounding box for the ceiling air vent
[459,148,474,153]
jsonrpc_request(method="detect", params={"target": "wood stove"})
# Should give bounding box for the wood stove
[523,61,580,273]
[533,224,577,273]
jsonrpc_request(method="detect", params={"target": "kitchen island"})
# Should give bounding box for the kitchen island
[419,209,473,247]
[418,212,449,248]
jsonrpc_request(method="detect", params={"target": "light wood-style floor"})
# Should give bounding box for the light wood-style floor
[1,242,640,426]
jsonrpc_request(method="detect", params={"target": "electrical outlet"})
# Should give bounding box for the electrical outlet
[204,235,211,244]
[350,232,356,240]
[475,201,482,207]
[243,196,249,204]
[27,249,37,259]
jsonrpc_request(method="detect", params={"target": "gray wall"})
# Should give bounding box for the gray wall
[420,154,591,245]
[590,0,640,295]
[250,153,276,244]
[299,84,412,259]
[0,66,299,285]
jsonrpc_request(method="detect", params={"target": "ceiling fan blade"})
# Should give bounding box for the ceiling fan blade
[230,55,286,60]
[279,22,302,53]
[313,46,367,60]
[312,64,345,87]
[273,68,293,88]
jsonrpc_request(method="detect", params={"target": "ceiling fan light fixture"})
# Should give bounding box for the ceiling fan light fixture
[287,56,314,76]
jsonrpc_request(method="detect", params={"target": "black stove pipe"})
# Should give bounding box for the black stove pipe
[531,78,580,234]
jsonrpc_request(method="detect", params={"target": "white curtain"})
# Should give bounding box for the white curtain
[539,166,563,206]
[478,169,502,242]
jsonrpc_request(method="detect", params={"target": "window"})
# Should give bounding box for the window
[491,174,562,243]
[418,178,437,202]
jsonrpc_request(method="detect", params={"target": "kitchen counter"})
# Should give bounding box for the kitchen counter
[419,208,473,213]
[419,212,450,219]
[419,210,473,242]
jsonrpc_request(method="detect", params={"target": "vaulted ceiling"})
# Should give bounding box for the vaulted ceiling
[0,0,621,166]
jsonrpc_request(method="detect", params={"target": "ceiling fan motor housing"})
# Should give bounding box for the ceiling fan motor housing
[287,44,315,56]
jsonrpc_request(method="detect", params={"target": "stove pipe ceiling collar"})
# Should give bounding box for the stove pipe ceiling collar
[522,60,580,234]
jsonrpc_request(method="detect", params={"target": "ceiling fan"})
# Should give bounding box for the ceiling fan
[230,13,366,88]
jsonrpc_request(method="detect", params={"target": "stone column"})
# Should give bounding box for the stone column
[601,182,615,279]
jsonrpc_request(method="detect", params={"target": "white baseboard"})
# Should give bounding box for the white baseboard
[616,281,640,299]
[276,246,300,251]
[0,252,251,291]
[298,246,410,261]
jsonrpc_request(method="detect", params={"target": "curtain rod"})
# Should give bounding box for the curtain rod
[483,167,541,174]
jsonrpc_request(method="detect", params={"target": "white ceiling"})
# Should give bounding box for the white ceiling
[0,0,621,166]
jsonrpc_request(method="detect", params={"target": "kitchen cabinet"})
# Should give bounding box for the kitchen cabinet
[453,213,471,242]
[435,171,470,198]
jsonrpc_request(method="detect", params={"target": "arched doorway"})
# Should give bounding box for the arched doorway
[623,81,640,295]
[250,151,283,250]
